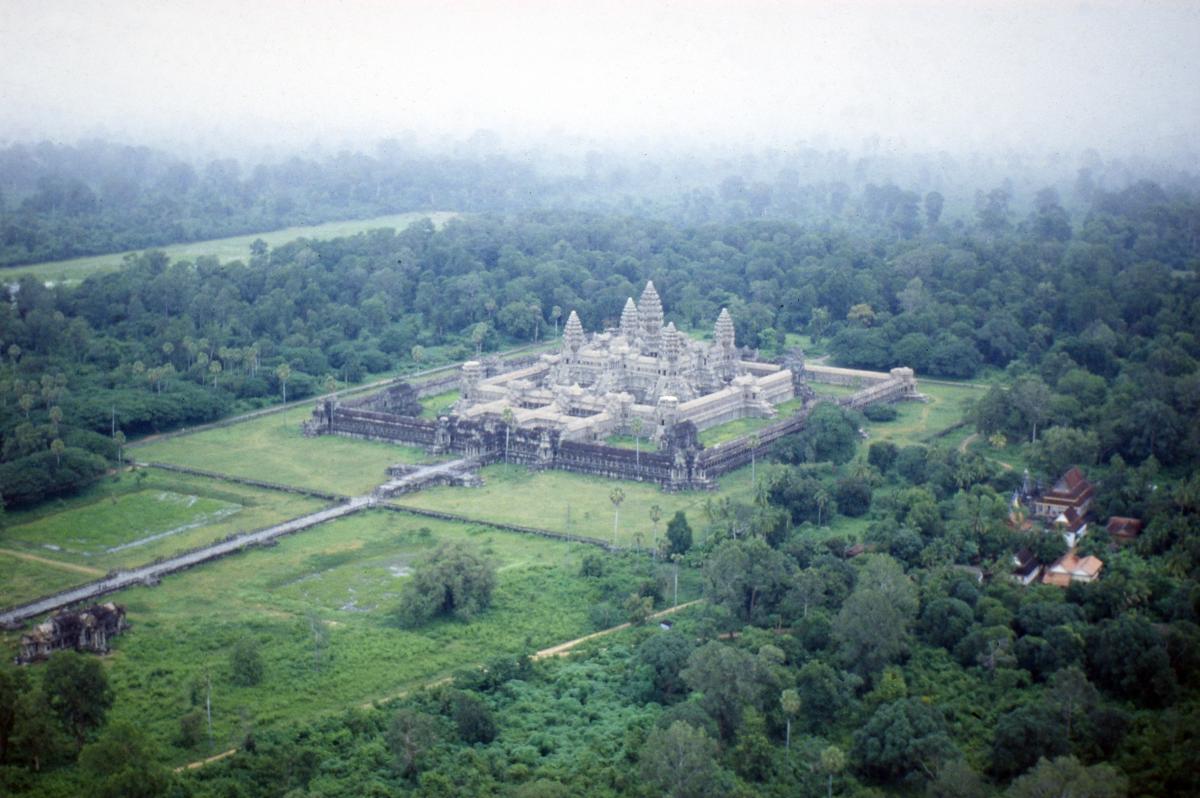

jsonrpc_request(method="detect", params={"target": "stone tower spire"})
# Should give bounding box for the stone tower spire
[638,281,664,334]
[563,310,585,354]
[619,297,638,340]
[662,321,682,362]
[638,281,664,354]
[714,308,735,350]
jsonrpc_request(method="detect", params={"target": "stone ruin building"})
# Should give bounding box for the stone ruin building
[454,282,797,445]
[304,281,920,491]
[16,603,128,664]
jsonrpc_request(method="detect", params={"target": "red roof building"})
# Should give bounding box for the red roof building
[1033,467,1094,520]
[1106,517,1144,544]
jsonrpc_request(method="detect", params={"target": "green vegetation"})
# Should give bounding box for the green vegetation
[864,381,980,447]
[393,463,756,546]
[132,405,434,495]
[1,137,1198,798]
[0,511,696,766]
[0,553,86,608]
[0,470,325,602]
[417,388,460,419]
[4,212,458,284]
[699,398,804,446]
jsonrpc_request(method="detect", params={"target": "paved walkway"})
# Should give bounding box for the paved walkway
[374,458,478,497]
[0,497,374,627]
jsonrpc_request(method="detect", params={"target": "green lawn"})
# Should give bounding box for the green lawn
[3,211,458,284]
[808,381,862,398]
[393,462,757,547]
[419,389,460,418]
[0,511,687,761]
[0,555,88,609]
[862,381,980,448]
[0,471,325,591]
[698,398,805,446]
[133,404,435,496]
[602,434,648,451]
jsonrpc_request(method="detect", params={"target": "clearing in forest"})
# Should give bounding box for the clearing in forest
[3,211,459,283]
[860,380,980,448]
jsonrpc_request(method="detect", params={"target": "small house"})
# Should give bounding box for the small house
[1106,517,1144,545]
[1012,548,1043,586]
[1052,506,1089,548]
[1042,551,1103,587]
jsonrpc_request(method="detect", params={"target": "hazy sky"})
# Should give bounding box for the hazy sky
[2,0,1198,156]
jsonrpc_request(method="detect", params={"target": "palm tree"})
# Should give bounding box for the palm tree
[649,504,663,558]
[815,486,832,527]
[780,689,800,750]
[114,430,126,467]
[819,746,845,798]
[50,438,65,467]
[276,363,292,404]
[609,487,625,546]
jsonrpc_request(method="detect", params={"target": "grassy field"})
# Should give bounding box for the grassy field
[0,471,325,602]
[133,404,436,496]
[0,511,696,761]
[808,381,862,398]
[861,381,980,448]
[3,211,459,284]
[419,388,460,418]
[0,554,89,609]
[698,398,805,446]
[394,462,756,547]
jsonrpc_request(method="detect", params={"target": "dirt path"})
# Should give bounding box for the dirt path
[958,432,1016,471]
[184,599,706,773]
[174,748,238,773]
[0,548,105,577]
[532,599,703,660]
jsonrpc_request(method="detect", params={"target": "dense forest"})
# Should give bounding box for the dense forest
[1,170,1197,507]
[3,138,1197,266]
[1,141,1198,797]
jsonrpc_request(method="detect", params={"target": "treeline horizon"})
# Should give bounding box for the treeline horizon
[2,136,1198,268]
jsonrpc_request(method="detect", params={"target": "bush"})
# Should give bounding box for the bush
[396,542,497,626]
[863,403,898,422]
[0,448,108,507]
[229,638,264,686]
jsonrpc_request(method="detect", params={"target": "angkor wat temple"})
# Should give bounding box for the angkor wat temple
[304,282,920,490]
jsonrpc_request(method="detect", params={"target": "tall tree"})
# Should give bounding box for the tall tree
[43,651,113,749]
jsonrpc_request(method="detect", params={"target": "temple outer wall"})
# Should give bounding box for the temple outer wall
[306,361,918,491]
